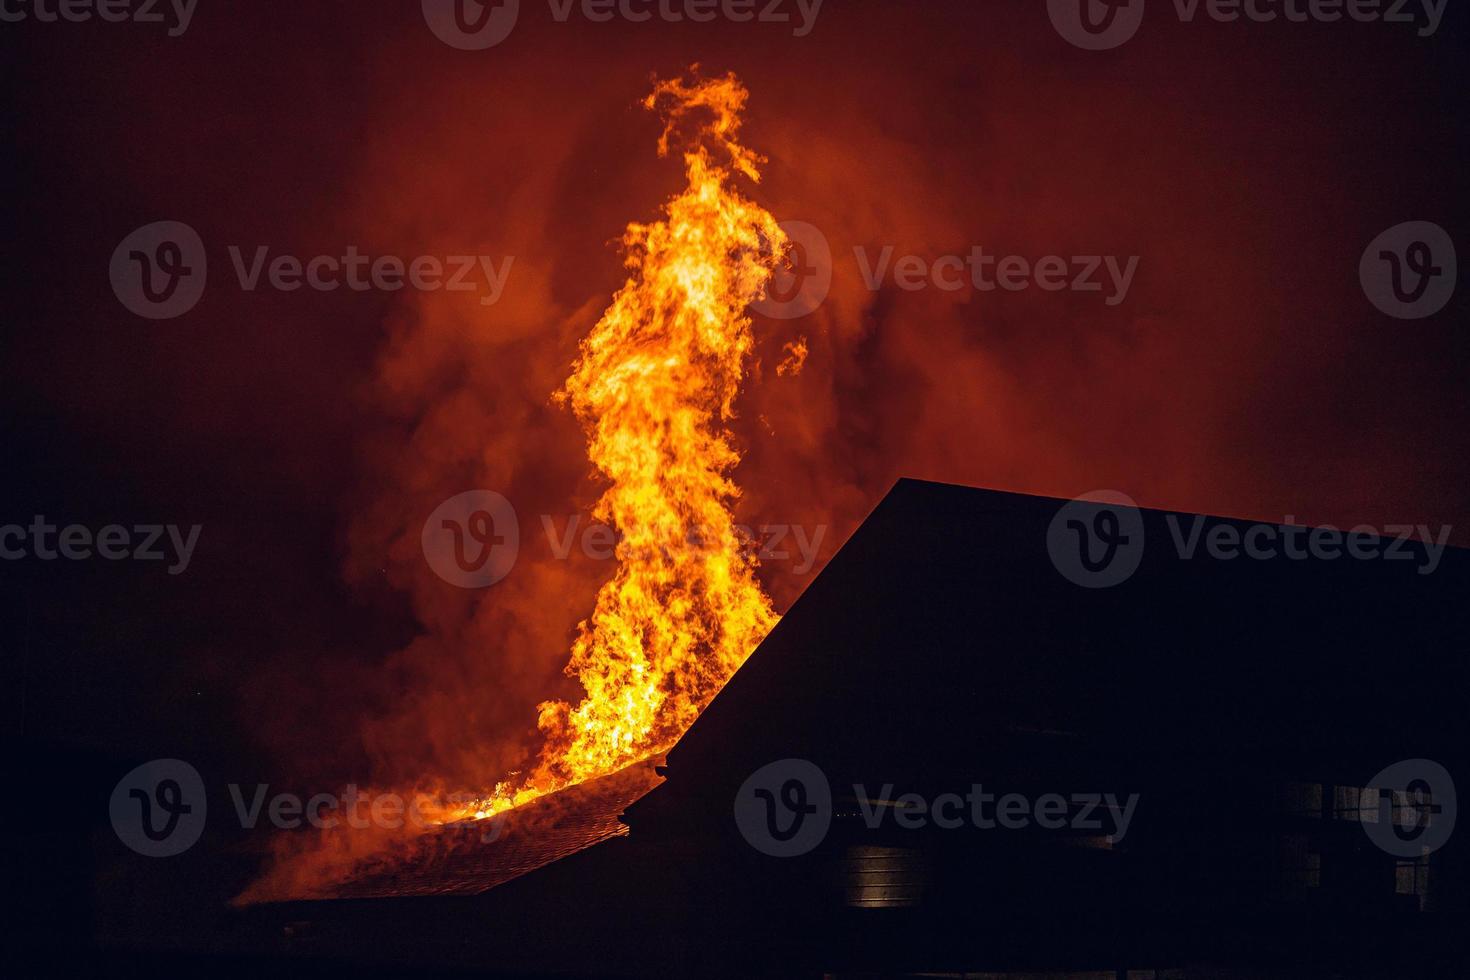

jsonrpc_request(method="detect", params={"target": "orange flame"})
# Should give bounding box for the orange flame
[445,70,786,819]
[238,71,788,901]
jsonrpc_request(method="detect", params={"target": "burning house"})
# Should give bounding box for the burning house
[254,478,1470,978]
[12,4,1470,978]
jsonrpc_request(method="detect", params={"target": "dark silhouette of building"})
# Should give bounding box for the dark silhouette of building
[250,479,1470,977]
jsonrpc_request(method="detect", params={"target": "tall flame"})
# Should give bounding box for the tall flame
[239,72,790,900]
[456,70,787,817]
[534,72,784,785]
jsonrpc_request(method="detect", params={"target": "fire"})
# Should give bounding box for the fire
[238,70,791,902]
[443,70,787,819]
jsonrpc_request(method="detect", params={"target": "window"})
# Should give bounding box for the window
[1282,781,1323,819]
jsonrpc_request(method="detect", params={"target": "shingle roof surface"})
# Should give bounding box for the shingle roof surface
[322,760,662,899]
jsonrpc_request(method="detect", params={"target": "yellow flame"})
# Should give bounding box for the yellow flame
[439,70,785,821]
[234,74,791,905]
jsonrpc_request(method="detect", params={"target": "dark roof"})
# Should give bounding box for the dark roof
[630,478,1469,822]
